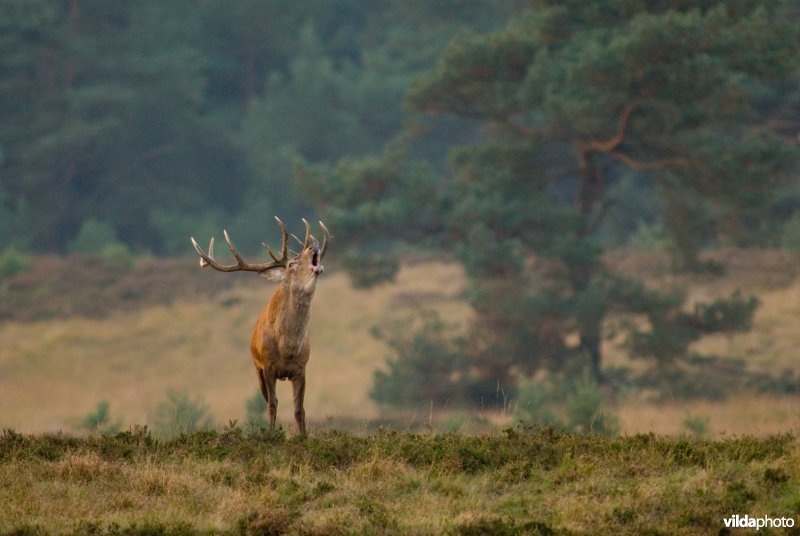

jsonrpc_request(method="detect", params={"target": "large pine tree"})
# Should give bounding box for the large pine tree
[305,1,800,405]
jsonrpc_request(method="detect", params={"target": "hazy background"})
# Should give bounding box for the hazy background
[1,0,799,437]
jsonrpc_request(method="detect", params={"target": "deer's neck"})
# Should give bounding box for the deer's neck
[271,282,315,353]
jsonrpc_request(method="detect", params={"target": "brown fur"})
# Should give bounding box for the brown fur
[250,245,321,434]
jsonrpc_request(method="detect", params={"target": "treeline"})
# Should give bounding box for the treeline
[3,1,800,410]
[0,0,523,254]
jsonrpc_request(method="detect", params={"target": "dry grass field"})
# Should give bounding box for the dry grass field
[0,260,471,433]
[0,250,799,437]
[2,426,798,535]
[1,250,799,534]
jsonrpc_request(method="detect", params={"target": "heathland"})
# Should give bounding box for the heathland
[2,426,798,535]
[1,250,799,534]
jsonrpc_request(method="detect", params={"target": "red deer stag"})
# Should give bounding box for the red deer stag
[190,217,329,434]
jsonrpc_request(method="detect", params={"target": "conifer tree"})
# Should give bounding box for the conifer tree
[305,1,800,403]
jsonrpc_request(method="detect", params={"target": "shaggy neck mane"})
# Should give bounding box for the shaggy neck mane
[270,281,315,349]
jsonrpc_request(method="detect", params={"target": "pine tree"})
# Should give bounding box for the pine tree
[305,1,800,404]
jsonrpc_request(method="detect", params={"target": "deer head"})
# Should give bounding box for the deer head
[190,216,329,289]
[263,219,329,296]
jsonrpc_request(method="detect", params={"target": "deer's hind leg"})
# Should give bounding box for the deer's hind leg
[291,372,306,435]
[257,368,278,430]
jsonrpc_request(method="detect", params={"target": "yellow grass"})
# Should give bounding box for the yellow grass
[1,254,798,437]
[617,394,800,436]
[0,261,470,432]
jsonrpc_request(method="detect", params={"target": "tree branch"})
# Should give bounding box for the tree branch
[582,100,640,153]
[609,152,691,170]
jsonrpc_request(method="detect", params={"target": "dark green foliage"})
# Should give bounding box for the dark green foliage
[151,390,214,439]
[0,1,521,254]
[782,212,800,250]
[370,310,466,408]
[342,251,399,289]
[67,219,135,268]
[80,401,122,435]
[0,1,246,252]
[67,220,121,256]
[622,290,760,399]
[682,415,710,439]
[625,291,758,364]
[516,371,619,435]
[565,373,619,435]
[748,368,800,396]
[309,0,800,409]
[298,140,447,287]
[244,391,268,429]
[0,246,30,280]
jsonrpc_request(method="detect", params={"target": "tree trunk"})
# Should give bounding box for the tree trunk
[579,319,604,384]
[575,149,606,384]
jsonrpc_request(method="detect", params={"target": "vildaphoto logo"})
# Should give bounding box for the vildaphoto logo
[723,514,795,530]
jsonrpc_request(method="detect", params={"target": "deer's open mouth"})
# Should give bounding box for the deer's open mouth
[310,249,323,274]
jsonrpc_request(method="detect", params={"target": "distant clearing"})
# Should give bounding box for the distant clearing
[0,250,799,436]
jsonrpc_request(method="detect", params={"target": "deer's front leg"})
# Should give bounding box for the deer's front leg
[291,372,306,435]
[260,369,278,430]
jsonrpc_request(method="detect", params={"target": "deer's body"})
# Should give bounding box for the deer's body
[251,276,318,433]
[191,217,328,434]
[252,283,313,379]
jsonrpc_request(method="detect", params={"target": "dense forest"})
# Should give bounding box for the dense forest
[0,0,525,253]
[2,0,800,411]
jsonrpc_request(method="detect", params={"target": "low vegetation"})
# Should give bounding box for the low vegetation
[1,252,799,533]
[1,426,797,535]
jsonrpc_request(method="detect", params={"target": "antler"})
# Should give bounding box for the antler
[300,217,330,260]
[190,216,289,273]
[318,220,329,261]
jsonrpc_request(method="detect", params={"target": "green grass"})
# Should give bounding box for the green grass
[1,427,798,535]
[2,251,800,534]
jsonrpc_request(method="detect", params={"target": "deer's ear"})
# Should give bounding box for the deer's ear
[261,269,286,282]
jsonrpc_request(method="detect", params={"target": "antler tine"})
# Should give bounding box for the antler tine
[275,216,288,262]
[301,218,311,248]
[262,242,278,263]
[189,216,319,273]
[263,216,290,264]
[318,220,330,260]
[190,228,285,273]
[223,230,246,266]
[190,236,211,267]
